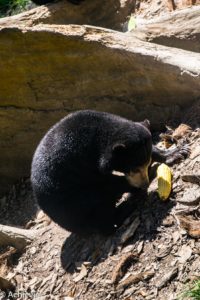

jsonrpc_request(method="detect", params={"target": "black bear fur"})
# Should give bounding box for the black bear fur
[31,110,188,235]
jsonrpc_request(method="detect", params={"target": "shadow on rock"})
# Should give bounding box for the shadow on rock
[0,178,38,227]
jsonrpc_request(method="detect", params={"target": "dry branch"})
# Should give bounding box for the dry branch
[111,253,138,284]
[117,271,155,289]
[177,214,200,238]
[0,224,36,250]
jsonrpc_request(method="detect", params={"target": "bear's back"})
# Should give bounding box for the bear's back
[31,110,130,193]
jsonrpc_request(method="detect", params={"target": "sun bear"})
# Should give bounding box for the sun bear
[31,110,188,235]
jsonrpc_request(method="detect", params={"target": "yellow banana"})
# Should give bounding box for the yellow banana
[157,163,172,200]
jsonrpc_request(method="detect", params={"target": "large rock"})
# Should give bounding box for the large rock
[0,24,200,195]
[0,0,135,31]
[134,6,200,52]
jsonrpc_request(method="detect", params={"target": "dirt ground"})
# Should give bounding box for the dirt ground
[0,104,200,300]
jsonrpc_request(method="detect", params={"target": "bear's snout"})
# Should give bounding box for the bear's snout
[126,165,150,190]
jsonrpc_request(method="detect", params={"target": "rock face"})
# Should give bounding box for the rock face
[0,24,200,195]
[0,0,136,31]
[134,6,200,52]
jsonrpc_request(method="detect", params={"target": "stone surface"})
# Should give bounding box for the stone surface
[135,0,200,18]
[0,0,136,31]
[133,6,200,52]
[0,24,200,195]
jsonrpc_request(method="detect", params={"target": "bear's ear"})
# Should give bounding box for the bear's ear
[112,143,126,156]
[141,119,150,130]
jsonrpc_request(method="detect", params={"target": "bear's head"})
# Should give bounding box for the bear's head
[110,121,152,189]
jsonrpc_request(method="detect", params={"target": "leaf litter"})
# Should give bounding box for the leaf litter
[0,126,199,300]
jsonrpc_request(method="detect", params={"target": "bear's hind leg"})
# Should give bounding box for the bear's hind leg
[39,189,117,236]
[77,188,117,236]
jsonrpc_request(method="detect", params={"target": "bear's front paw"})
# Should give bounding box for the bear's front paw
[166,144,190,165]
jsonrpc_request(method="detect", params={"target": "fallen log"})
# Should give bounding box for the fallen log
[0,224,36,250]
